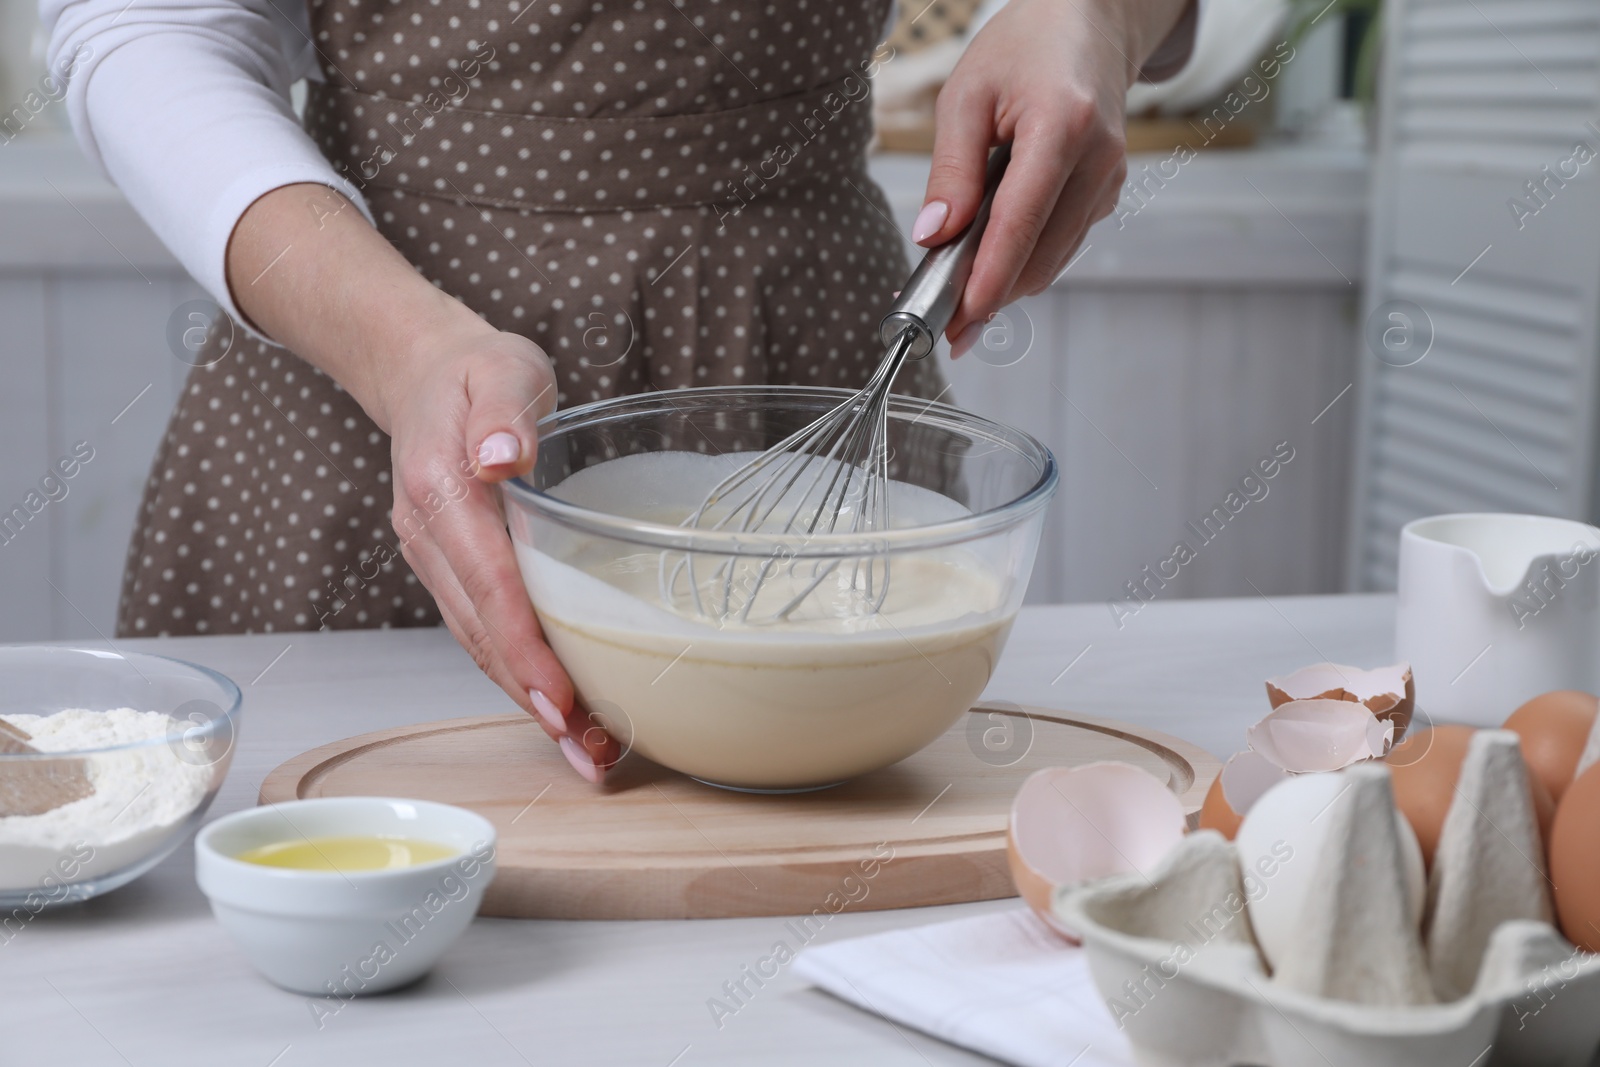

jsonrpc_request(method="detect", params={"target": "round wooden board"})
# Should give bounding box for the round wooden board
[259,704,1219,920]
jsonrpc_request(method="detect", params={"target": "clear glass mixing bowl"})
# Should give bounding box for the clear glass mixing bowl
[502,386,1057,791]
[0,646,241,906]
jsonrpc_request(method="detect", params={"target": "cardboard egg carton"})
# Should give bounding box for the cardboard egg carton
[1055,742,1600,1067]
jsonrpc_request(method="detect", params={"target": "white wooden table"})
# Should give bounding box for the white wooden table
[1,594,1395,1066]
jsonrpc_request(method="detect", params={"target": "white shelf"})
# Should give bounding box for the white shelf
[871,142,1369,287]
[0,132,1369,280]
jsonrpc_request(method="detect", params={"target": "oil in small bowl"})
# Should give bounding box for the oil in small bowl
[234,835,457,873]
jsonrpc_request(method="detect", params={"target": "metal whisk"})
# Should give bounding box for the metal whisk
[663,145,1012,624]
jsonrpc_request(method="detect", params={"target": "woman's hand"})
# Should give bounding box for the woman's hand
[913,0,1194,352]
[225,183,620,783]
[378,321,623,784]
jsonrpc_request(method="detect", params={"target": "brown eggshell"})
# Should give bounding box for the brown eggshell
[1369,678,1416,742]
[1006,763,1186,940]
[1266,662,1415,741]
[1504,690,1599,803]
[1550,760,1600,952]
[1247,698,1394,773]
[1388,725,1555,870]
[1006,823,1078,942]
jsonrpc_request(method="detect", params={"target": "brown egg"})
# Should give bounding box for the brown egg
[1548,761,1600,951]
[1504,690,1598,802]
[1531,771,1556,849]
[1196,749,1289,840]
[1388,726,1476,867]
[1388,725,1556,869]
[1198,776,1242,840]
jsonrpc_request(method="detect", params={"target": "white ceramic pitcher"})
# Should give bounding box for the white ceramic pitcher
[1396,513,1600,727]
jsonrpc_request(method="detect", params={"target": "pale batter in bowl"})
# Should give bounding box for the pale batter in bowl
[503,387,1056,790]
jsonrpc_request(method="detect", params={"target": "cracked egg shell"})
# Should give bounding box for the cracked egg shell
[1387,725,1555,869]
[1504,690,1599,803]
[1246,698,1394,774]
[1265,661,1415,741]
[1198,748,1291,840]
[1007,762,1186,941]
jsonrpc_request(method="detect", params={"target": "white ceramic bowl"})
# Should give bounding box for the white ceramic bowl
[195,797,496,995]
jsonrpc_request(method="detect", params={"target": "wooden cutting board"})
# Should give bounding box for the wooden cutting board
[259,704,1219,920]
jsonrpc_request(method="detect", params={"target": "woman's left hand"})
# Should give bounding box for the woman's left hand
[912,0,1194,352]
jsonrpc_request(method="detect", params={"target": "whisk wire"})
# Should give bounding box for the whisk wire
[663,330,916,623]
[662,143,1009,623]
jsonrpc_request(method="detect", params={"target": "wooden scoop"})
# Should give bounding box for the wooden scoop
[0,719,95,817]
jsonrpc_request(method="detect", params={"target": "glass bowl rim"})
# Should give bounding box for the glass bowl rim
[502,385,1059,557]
[0,645,244,759]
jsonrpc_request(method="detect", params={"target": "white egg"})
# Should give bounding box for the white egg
[1233,770,1425,971]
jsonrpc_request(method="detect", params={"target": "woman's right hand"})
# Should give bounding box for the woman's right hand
[224,182,621,783]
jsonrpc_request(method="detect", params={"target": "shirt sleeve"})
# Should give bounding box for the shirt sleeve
[1138,0,1202,83]
[38,0,374,340]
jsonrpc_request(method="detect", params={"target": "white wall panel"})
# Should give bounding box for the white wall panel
[50,273,191,638]
[1346,0,1600,591]
[0,276,54,641]
[937,282,1359,607]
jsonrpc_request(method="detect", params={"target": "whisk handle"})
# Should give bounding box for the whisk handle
[880,143,1013,359]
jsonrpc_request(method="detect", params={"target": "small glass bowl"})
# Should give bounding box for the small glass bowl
[502,386,1057,791]
[0,646,242,906]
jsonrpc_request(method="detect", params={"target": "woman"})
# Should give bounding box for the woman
[42,0,1198,781]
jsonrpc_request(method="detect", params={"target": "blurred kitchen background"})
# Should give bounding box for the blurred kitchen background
[2,0,1596,640]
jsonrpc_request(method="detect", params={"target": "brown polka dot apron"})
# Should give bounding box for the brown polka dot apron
[116,0,949,637]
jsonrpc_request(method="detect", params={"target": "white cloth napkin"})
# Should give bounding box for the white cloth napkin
[793,907,1135,1067]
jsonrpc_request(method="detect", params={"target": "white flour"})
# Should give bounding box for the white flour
[0,709,216,890]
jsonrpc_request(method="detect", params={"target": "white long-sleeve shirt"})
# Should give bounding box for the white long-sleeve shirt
[41,0,370,331]
[39,0,1197,335]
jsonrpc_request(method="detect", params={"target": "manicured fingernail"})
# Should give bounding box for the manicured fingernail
[560,735,603,784]
[477,432,520,467]
[530,689,564,732]
[912,200,949,244]
[951,321,983,359]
